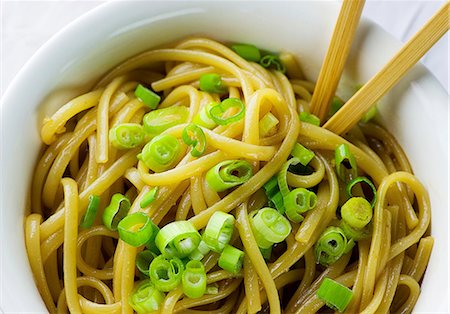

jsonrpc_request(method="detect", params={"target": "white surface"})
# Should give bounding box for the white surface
[1,1,448,96]
[0,1,448,313]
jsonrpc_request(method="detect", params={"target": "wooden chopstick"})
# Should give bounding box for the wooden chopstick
[309,0,365,123]
[324,1,450,135]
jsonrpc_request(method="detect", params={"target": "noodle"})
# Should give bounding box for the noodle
[25,37,432,313]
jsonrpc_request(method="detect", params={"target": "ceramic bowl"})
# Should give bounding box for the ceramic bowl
[1,2,448,312]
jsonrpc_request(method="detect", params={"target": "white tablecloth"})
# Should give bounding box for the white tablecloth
[1,1,448,96]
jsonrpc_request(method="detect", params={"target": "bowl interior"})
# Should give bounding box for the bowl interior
[1,2,448,312]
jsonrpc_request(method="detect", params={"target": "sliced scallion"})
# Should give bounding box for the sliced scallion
[218,245,244,274]
[202,211,235,253]
[284,188,317,223]
[129,279,165,313]
[231,43,261,62]
[249,207,291,249]
[135,84,161,109]
[155,221,201,258]
[209,98,245,126]
[259,112,279,137]
[317,277,353,312]
[291,143,315,166]
[314,226,354,267]
[299,111,321,126]
[118,212,158,247]
[335,144,357,182]
[142,106,189,137]
[149,255,184,292]
[140,187,159,209]
[102,193,131,231]
[260,54,285,73]
[205,159,253,192]
[192,102,217,129]
[136,250,157,277]
[109,123,146,150]
[199,73,227,94]
[80,195,100,229]
[138,134,181,173]
[346,176,377,208]
[182,123,207,157]
[341,197,373,230]
[182,260,207,299]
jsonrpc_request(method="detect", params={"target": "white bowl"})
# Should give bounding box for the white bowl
[1,2,448,313]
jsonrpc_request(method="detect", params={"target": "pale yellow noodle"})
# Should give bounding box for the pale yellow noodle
[243,255,262,314]
[394,275,421,314]
[124,167,145,191]
[152,66,216,91]
[61,178,82,313]
[407,237,434,282]
[287,156,325,189]
[236,202,281,314]
[41,89,104,145]
[40,149,139,241]
[25,214,57,313]
[190,176,207,215]
[76,226,118,280]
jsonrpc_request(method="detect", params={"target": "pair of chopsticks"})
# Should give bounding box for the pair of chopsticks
[309,0,450,135]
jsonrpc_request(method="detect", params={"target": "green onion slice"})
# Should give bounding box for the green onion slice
[80,195,100,229]
[155,221,201,258]
[118,212,158,247]
[218,245,244,275]
[263,176,286,214]
[140,187,159,209]
[129,279,165,314]
[249,207,292,249]
[199,73,227,94]
[102,193,131,231]
[136,250,157,277]
[188,240,211,261]
[231,43,261,62]
[109,123,146,150]
[341,197,373,230]
[143,106,189,137]
[284,188,317,223]
[135,84,161,109]
[203,211,235,253]
[277,157,300,196]
[182,260,207,299]
[317,277,354,312]
[205,159,253,192]
[291,143,315,166]
[138,134,181,173]
[192,102,217,129]
[149,255,184,292]
[260,54,285,73]
[346,176,377,208]
[335,144,358,182]
[299,112,321,126]
[314,226,354,267]
[182,123,207,157]
[209,98,245,125]
[259,112,279,137]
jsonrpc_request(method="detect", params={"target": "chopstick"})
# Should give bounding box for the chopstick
[324,1,450,135]
[309,0,365,123]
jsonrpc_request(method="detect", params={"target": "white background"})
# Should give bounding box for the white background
[1,0,449,96]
